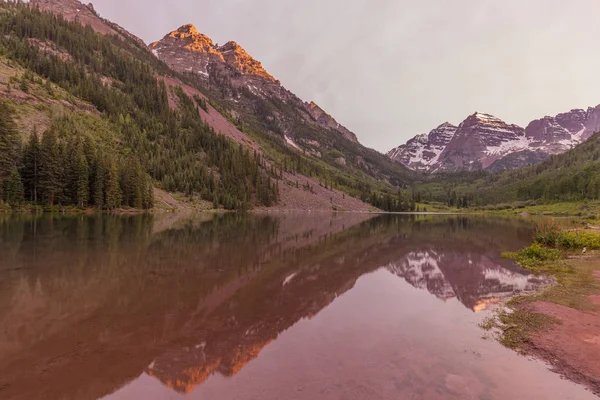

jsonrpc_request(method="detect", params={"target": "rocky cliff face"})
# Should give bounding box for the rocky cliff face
[437,113,527,171]
[150,24,359,144]
[389,107,600,173]
[387,122,457,171]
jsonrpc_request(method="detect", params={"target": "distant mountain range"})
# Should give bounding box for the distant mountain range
[388,107,600,173]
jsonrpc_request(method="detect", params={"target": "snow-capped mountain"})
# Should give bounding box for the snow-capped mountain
[388,106,600,173]
[387,122,457,172]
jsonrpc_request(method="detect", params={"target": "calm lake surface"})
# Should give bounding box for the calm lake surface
[0,213,596,400]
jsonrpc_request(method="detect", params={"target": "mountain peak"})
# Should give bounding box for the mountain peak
[176,24,200,36]
[167,24,212,44]
[471,112,502,122]
[150,25,358,143]
[217,41,275,82]
[437,122,456,129]
[152,26,275,81]
[150,25,222,58]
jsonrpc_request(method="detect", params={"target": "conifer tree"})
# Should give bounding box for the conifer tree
[93,157,105,209]
[4,166,24,205]
[105,160,122,210]
[39,131,62,206]
[0,101,20,199]
[23,128,41,203]
[75,143,89,208]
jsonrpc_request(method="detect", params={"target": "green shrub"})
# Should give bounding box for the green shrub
[556,230,600,250]
[534,219,562,247]
[502,243,561,268]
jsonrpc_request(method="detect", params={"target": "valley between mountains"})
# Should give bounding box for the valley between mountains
[0,0,598,214]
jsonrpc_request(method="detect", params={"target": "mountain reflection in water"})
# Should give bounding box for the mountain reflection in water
[0,213,584,400]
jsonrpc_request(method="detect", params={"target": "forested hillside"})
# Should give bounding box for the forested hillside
[475,132,600,204]
[0,3,305,210]
[0,2,419,212]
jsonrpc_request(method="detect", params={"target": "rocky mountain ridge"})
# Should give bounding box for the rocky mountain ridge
[150,24,359,144]
[389,106,600,173]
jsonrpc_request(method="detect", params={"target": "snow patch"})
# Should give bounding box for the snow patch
[285,135,301,151]
[485,135,531,156]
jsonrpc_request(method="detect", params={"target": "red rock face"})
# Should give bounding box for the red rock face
[149,25,223,78]
[217,41,275,82]
[583,105,600,140]
[525,117,571,143]
[391,107,600,173]
[438,113,526,171]
[150,24,359,144]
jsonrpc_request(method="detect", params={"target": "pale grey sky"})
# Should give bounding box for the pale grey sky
[91,0,600,152]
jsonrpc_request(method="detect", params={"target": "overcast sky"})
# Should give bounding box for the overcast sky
[91,0,600,152]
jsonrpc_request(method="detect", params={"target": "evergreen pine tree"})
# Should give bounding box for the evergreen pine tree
[105,160,122,210]
[93,157,105,209]
[75,143,89,208]
[23,128,41,203]
[4,166,24,205]
[39,130,61,206]
[0,101,20,199]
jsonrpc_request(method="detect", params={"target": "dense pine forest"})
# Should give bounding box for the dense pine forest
[0,3,282,210]
[476,132,600,204]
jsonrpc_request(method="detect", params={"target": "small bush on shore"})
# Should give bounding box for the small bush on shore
[534,219,562,247]
[532,219,600,250]
[502,243,561,268]
[556,230,600,250]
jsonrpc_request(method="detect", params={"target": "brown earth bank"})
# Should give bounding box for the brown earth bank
[523,300,600,395]
[512,255,600,395]
[260,172,375,212]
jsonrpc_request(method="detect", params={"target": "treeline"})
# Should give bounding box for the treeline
[0,3,278,210]
[366,191,416,212]
[0,103,153,209]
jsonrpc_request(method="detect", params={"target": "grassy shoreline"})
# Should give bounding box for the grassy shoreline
[476,200,600,223]
[487,221,600,345]
[482,221,600,392]
[2,198,598,216]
